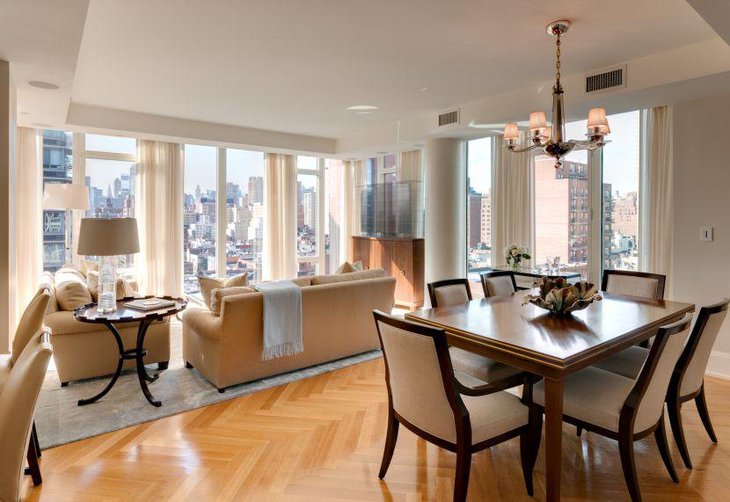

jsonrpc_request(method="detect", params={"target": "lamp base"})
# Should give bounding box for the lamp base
[97,256,118,313]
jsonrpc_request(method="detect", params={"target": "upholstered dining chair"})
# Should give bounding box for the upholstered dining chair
[480,270,518,298]
[373,311,541,502]
[0,329,53,502]
[427,279,529,392]
[602,270,666,300]
[593,299,729,469]
[533,313,693,502]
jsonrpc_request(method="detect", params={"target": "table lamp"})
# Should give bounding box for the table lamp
[77,218,140,313]
[42,183,91,265]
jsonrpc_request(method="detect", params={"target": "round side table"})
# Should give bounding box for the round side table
[73,296,187,407]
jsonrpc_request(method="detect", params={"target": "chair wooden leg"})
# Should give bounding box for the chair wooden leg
[520,407,542,496]
[32,421,41,458]
[576,425,583,437]
[26,434,42,486]
[667,398,692,469]
[654,416,679,483]
[695,384,718,443]
[453,448,472,502]
[378,411,399,479]
[619,434,641,502]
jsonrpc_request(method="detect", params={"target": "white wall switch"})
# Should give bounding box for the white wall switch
[700,226,714,242]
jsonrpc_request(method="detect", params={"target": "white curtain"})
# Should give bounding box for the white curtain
[640,105,674,288]
[135,140,184,297]
[15,127,42,320]
[492,133,533,266]
[263,153,297,280]
[340,160,354,263]
[398,149,424,237]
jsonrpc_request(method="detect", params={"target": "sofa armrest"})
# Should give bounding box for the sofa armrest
[182,308,223,341]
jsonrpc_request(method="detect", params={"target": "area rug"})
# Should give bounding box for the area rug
[35,320,382,449]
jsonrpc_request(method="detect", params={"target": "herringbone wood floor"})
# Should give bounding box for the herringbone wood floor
[21,359,730,501]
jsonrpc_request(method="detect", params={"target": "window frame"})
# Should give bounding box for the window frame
[296,156,326,275]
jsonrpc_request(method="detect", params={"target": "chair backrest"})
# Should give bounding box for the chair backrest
[624,314,693,433]
[373,311,467,444]
[602,270,666,300]
[11,287,51,365]
[427,278,472,308]
[676,299,729,397]
[480,271,517,298]
[0,329,53,502]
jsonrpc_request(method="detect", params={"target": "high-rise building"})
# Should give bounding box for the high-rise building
[247,176,264,204]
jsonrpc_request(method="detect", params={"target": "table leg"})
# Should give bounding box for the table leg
[544,377,564,502]
[78,323,125,406]
[135,320,162,407]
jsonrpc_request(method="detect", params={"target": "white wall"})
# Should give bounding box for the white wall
[672,92,730,377]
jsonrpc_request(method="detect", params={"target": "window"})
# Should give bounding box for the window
[296,156,322,276]
[534,120,591,279]
[466,138,492,279]
[602,110,641,271]
[82,134,138,270]
[225,148,265,283]
[42,130,73,272]
[183,145,217,295]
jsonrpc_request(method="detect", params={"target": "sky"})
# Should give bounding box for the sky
[467,110,640,196]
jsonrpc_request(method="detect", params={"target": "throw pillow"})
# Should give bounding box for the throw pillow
[334,261,364,274]
[116,277,137,299]
[81,259,99,277]
[88,272,137,301]
[198,276,225,310]
[210,286,257,316]
[54,267,86,286]
[225,273,249,288]
[87,270,100,301]
[56,281,92,311]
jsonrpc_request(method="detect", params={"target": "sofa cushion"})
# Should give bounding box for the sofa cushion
[310,268,386,285]
[210,286,257,315]
[334,260,364,274]
[56,281,93,311]
[199,274,249,309]
[12,288,51,364]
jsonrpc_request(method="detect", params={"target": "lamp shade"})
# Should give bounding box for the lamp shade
[77,218,140,256]
[528,111,548,132]
[503,123,520,141]
[43,183,90,210]
[587,108,611,134]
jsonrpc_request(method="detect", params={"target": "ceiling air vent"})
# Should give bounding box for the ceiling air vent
[584,65,626,95]
[438,109,460,127]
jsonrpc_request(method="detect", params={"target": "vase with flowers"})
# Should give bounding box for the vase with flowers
[505,244,531,271]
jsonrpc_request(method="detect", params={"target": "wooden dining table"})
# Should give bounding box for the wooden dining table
[405,291,695,502]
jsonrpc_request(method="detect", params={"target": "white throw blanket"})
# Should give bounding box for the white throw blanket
[255,280,303,360]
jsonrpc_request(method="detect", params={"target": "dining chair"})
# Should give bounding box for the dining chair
[602,270,666,300]
[427,279,528,392]
[0,329,53,502]
[593,299,729,468]
[373,311,542,502]
[480,270,518,298]
[533,313,693,502]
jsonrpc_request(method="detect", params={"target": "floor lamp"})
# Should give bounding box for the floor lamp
[42,184,91,266]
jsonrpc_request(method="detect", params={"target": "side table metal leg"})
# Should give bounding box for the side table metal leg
[78,323,125,406]
[135,320,161,407]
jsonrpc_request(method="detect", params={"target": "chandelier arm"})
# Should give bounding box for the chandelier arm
[507,143,545,154]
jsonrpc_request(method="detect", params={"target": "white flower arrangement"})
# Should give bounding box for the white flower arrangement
[505,244,531,269]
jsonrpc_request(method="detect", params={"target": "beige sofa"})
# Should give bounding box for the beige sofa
[40,270,170,386]
[182,269,396,391]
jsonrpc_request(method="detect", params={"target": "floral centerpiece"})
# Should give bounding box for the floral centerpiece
[505,244,531,271]
[523,277,602,315]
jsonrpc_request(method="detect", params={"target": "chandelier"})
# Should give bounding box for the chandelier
[503,20,610,168]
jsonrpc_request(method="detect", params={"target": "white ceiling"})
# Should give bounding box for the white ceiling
[69,0,716,138]
[0,0,722,142]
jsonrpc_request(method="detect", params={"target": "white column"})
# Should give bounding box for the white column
[0,60,17,352]
[216,147,227,277]
[424,138,466,289]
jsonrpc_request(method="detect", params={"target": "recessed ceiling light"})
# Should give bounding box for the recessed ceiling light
[28,81,59,90]
[346,105,378,111]
[20,111,31,115]
[418,87,428,92]
[356,111,372,116]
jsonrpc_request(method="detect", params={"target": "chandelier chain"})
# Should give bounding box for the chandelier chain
[555,34,561,86]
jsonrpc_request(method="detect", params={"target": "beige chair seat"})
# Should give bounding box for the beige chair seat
[463,392,529,444]
[450,347,524,383]
[534,367,637,433]
[0,354,10,394]
[592,346,649,380]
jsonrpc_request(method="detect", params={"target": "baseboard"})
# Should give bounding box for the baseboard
[706,350,730,380]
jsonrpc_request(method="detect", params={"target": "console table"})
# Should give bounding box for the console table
[485,265,581,289]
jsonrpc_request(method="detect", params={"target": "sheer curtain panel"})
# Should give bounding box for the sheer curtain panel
[136,140,184,297]
[15,127,42,323]
[263,153,297,280]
